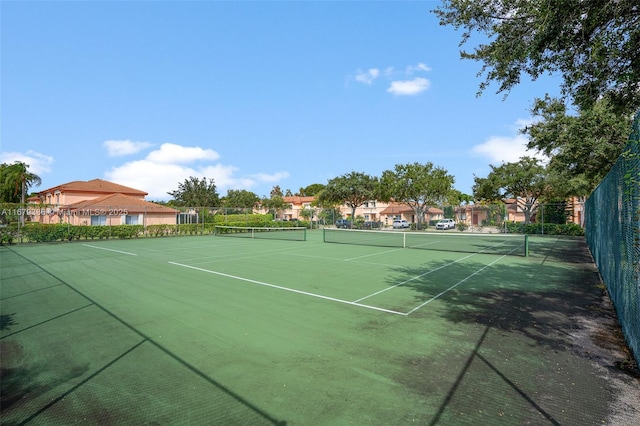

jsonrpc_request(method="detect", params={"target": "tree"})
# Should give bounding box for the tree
[167,177,219,207]
[0,161,42,203]
[262,194,286,219]
[473,156,547,224]
[449,189,474,222]
[317,172,379,220]
[379,162,455,229]
[222,189,260,209]
[299,183,325,197]
[523,96,633,196]
[434,0,640,113]
[270,186,284,198]
[1,161,42,226]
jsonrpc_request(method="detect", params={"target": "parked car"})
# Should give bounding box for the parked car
[362,221,382,229]
[392,219,411,229]
[436,219,456,230]
[335,219,352,229]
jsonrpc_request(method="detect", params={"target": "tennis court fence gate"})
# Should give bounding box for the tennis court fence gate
[585,111,640,367]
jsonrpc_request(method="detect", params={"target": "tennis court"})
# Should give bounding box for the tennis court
[0,229,635,424]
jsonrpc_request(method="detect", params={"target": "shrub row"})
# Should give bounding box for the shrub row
[0,219,313,244]
[505,222,585,236]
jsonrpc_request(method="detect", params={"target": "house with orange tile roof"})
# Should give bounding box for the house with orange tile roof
[28,179,178,226]
[280,196,445,227]
[280,196,316,221]
[377,202,444,226]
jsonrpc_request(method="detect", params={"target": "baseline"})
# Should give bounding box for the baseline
[168,261,407,316]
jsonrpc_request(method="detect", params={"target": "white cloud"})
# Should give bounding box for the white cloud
[406,62,431,74]
[471,132,548,165]
[145,143,220,164]
[249,171,290,183]
[352,62,432,95]
[103,140,154,157]
[387,77,431,96]
[354,68,380,85]
[0,150,54,175]
[103,143,287,200]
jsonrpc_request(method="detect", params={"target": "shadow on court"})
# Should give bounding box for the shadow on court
[0,246,286,426]
[1,235,638,425]
[390,237,639,425]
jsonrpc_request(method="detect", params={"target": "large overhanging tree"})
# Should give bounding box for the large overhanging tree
[434,0,640,114]
[473,156,547,224]
[317,172,379,220]
[379,162,455,229]
[434,1,640,196]
[522,96,633,196]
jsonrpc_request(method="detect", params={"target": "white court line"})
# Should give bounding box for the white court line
[343,247,404,262]
[352,252,480,303]
[83,244,137,256]
[169,261,407,316]
[405,254,507,315]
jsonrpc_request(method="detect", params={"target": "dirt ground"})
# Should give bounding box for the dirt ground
[558,240,640,424]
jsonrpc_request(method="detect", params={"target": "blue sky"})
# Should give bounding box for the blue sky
[1,1,559,201]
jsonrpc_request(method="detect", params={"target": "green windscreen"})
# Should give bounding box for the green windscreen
[584,110,640,367]
[323,228,528,256]
[214,225,307,241]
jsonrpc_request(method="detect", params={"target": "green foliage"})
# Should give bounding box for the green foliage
[214,213,274,227]
[456,222,468,232]
[167,176,219,207]
[523,97,633,196]
[505,222,584,236]
[380,162,455,228]
[434,0,640,114]
[474,157,546,224]
[270,186,284,198]
[0,162,42,203]
[222,189,260,209]
[299,183,325,196]
[0,223,18,244]
[317,172,379,219]
[262,195,286,218]
[541,202,569,225]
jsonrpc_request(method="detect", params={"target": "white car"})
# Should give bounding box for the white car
[392,219,410,229]
[435,219,456,230]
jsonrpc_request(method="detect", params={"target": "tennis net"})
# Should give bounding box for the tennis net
[214,225,307,241]
[323,228,528,256]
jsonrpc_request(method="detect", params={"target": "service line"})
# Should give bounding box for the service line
[169,261,407,316]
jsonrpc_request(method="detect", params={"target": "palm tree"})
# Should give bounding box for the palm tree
[1,161,42,225]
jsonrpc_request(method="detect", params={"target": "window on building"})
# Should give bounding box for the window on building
[91,215,107,226]
[125,215,139,225]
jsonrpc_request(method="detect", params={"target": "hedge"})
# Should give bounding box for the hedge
[0,218,314,244]
[504,222,585,236]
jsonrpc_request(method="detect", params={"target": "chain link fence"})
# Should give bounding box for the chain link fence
[585,111,640,367]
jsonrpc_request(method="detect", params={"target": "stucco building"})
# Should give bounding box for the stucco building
[29,179,178,226]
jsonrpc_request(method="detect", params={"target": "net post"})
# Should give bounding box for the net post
[524,234,529,257]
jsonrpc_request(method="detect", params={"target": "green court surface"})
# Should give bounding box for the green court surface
[0,230,631,424]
